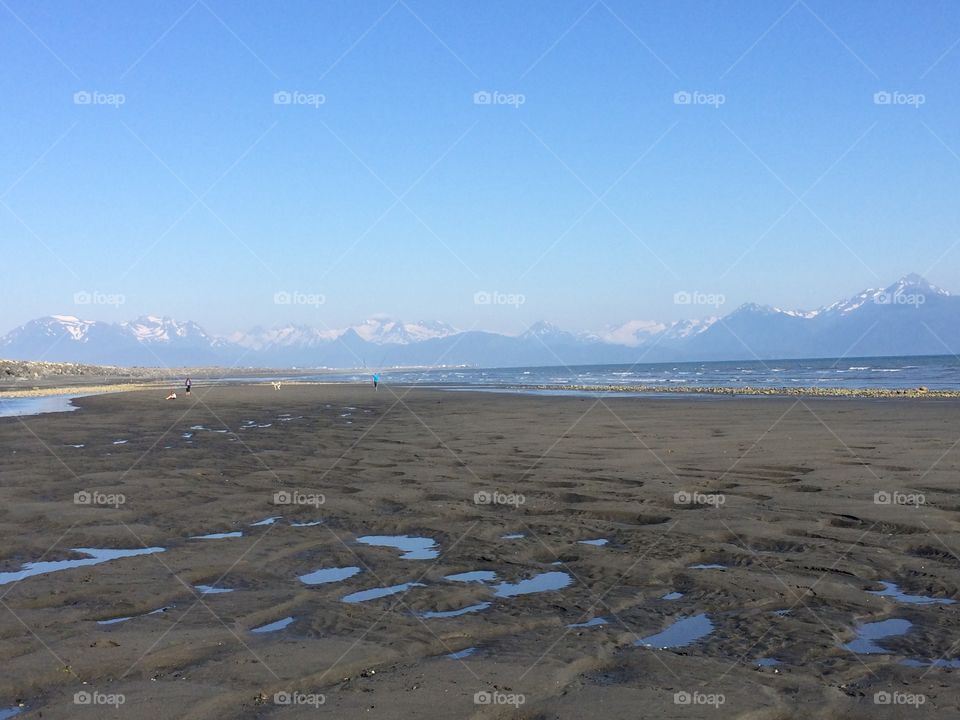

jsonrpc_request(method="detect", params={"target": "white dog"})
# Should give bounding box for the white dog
[271,381,282,391]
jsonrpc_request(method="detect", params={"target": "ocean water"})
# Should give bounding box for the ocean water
[302,355,960,393]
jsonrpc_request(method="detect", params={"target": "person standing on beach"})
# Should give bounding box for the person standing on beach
[372,373,380,391]
[185,377,192,395]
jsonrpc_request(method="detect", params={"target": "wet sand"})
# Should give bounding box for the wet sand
[0,385,958,718]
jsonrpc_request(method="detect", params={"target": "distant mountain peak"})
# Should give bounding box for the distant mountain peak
[887,273,949,296]
[520,320,567,339]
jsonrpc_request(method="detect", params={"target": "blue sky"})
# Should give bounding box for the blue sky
[2,0,959,336]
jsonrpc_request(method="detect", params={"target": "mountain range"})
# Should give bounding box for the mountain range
[2,275,957,368]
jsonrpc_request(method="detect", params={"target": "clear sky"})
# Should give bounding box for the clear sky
[2,0,959,336]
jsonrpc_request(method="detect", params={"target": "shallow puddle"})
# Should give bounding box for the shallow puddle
[867,581,956,605]
[754,657,781,666]
[493,571,571,598]
[636,613,715,649]
[689,564,726,570]
[250,516,281,526]
[444,570,496,584]
[843,618,912,654]
[0,706,23,719]
[357,535,438,560]
[662,592,683,600]
[501,533,525,540]
[299,566,361,585]
[290,520,323,527]
[420,602,491,618]
[251,616,295,633]
[112,439,128,445]
[578,538,609,546]
[568,617,607,628]
[342,582,426,604]
[447,647,476,659]
[0,547,166,586]
[98,604,174,625]
[195,585,234,594]
[190,531,243,540]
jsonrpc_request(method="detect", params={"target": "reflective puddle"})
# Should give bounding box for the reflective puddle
[843,618,912,654]
[755,657,781,667]
[867,581,956,605]
[342,582,426,604]
[195,585,234,594]
[578,538,609,546]
[299,566,361,585]
[689,564,726,570]
[0,547,166,586]
[493,571,571,598]
[568,617,607,628]
[357,535,438,560]
[501,533,525,540]
[251,616,295,633]
[98,604,174,625]
[420,602,491,619]
[0,706,23,719]
[636,613,715,649]
[447,647,476,659]
[290,520,323,527]
[190,531,243,540]
[0,392,87,418]
[250,516,281,527]
[112,440,128,445]
[444,570,496,584]
[662,592,684,600]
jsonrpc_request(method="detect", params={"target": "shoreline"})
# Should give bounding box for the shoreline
[1,380,956,401]
[517,383,957,398]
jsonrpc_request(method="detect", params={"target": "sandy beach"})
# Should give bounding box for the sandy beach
[0,384,958,718]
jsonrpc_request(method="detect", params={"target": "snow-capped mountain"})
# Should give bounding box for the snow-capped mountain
[1,275,957,367]
[231,319,459,350]
[120,316,214,345]
[600,318,718,346]
[350,318,459,345]
[682,275,959,360]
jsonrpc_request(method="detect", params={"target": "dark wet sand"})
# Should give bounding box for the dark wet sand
[0,385,958,719]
